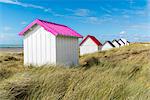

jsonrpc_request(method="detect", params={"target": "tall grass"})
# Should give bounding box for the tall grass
[0,43,150,100]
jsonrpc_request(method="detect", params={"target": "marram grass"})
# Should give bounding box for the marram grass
[0,43,150,100]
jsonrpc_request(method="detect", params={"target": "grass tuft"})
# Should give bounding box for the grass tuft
[0,43,150,100]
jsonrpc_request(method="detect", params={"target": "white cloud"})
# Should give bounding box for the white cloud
[121,8,147,17]
[74,9,90,16]
[83,16,113,24]
[123,15,130,18]
[44,8,64,17]
[128,0,136,7]
[128,23,150,30]
[3,26,12,31]
[112,8,120,12]
[62,15,104,24]
[0,0,44,9]
[0,0,60,16]
[44,8,52,12]
[66,8,91,17]
[65,8,113,24]
[100,6,112,14]
[103,14,112,17]
[85,17,99,24]
[119,31,126,35]
[87,17,98,21]
[0,33,21,44]
[21,21,27,25]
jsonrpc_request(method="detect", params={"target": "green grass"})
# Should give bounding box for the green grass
[0,43,150,100]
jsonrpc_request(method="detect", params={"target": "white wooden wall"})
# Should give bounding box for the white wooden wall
[24,25,56,66]
[112,41,120,48]
[101,42,114,51]
[80,38,99,55]
[56,36,79,66]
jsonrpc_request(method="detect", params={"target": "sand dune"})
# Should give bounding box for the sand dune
[0,47,23,53]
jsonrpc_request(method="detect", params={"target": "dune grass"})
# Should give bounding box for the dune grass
[0,43,150,100]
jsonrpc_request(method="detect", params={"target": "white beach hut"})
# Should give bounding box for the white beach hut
[80,35,102,55]
[101,41,115,51]
[118,39,125,46]
[127,41,130,44]
[19,19,83,66]
[112,40,121,48]
[120,38,130,45]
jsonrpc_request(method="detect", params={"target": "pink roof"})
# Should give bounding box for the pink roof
[19,19,83,38]
[80,35,102,46]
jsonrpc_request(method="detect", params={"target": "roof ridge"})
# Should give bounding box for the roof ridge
[38,19,82,37]
[104,41,115,47]
[112,39,121,45]
[38,19,68,27]
[88,35,94,37]
[19,19,83,38]
[38,19,60,35]
[80,35,102,46]
[119,39,125,44]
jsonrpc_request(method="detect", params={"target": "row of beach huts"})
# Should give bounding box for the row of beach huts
[19,19,130,66]
[80,35,130,55]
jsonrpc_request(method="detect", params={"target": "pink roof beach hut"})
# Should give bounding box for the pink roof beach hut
[19,19,83,66]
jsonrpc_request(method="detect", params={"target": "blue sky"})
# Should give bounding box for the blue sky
[0,0,150,45]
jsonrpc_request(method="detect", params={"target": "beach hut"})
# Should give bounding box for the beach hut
[118,39,125,46]
[101,41,115,51]
[112,39,121,48]
[19,19,83,66]
[80,35,102,55]
[120,38,130,45]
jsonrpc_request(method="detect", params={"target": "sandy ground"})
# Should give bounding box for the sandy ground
[0,47,23,53]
